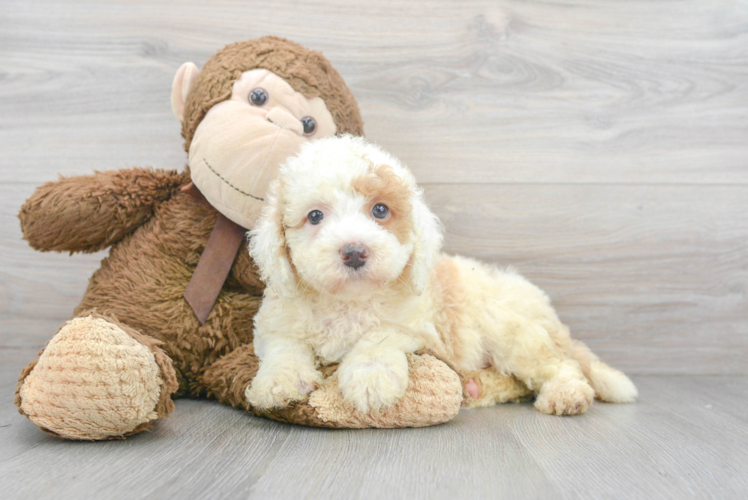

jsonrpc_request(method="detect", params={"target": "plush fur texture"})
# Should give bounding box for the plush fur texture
[246,135,638,416]
[19,168,184,254]
[15,38,463,439]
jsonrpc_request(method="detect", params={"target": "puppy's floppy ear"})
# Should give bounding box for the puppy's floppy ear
[408,191,443,294]
[249,181,297,297]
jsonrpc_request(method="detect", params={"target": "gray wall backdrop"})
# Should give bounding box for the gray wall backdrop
[1,0,746,375]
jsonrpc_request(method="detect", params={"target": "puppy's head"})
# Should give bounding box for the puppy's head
[250,135,442,299]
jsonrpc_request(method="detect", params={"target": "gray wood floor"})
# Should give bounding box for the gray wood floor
[1,0,747,498]
[1,359,746,499]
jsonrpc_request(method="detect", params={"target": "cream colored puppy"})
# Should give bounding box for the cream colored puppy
[245,135,637,416]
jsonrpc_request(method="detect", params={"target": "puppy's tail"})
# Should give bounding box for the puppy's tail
[570,340,638,403]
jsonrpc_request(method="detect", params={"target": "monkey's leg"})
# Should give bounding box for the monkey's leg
[201,346,463,428]
[201,344,334,426]
[15,311,179,440]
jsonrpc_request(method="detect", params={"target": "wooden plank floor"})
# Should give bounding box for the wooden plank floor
[1,360,746,499]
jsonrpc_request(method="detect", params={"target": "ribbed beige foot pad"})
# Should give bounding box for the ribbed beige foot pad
[308,354,463,428]
[17,316,165,440]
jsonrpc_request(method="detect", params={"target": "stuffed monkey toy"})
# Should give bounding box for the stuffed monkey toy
[15,37,529,440]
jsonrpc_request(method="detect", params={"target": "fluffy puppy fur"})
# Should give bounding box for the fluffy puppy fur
[246,135,638,416]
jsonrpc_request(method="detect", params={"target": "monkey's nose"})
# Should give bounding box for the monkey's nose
[266,107,304,135]
[340,243,369,270]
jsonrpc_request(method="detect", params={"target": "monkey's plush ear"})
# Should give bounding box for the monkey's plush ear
[408,192,444,295]
[248,182,298,298]
[171,62,201,123]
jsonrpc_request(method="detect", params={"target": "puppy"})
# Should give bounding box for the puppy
[245,135,637,416]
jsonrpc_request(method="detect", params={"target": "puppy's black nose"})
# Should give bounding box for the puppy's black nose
[340,243,369,269]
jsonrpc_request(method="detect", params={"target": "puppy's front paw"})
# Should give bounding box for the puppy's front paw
[535,377,594,416]
[337,351,409,414]
[245,366,322,410]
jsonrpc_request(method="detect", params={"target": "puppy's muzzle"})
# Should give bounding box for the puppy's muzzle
[340,243,369,270]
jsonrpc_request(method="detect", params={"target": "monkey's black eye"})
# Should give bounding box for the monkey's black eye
[249,88,268,106]
[372,204,389,219]
[308,210,324,225]
[301,116,317,136]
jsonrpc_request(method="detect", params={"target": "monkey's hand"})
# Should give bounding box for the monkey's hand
[19,167,184,253]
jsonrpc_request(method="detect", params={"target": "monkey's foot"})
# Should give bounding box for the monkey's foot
[252,353,463,428]
[16,314,177,440]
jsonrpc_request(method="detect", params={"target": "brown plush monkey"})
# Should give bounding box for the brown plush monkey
[15,37,508,440]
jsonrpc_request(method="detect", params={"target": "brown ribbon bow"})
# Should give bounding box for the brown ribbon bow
[182,182,248,324]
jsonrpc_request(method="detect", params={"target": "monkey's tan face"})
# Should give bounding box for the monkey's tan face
[188,70,337,228]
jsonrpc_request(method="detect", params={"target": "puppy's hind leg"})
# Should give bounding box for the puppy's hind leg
[487,318,594,416]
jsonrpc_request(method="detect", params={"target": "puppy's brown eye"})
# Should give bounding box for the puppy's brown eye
[301,116,316,136]
[372,203,389,219]
[308,210,324,224]
[249,88,268,106]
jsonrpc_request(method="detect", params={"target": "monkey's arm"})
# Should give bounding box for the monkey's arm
[19,167,186,253]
